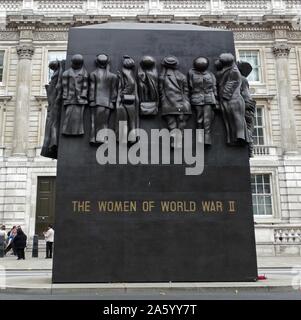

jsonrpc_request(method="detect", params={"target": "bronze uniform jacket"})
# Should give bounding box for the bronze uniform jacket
[188,69,217,106]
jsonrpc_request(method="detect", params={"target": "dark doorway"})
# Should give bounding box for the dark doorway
[35,176,56,238]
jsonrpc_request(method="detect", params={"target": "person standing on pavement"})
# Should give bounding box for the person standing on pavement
[0,225,7,241]
[43,225,54,259]
[5,226,17,255]
[13,228,27,260]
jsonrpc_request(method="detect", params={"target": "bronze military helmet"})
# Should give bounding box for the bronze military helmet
[140,56,156,69]
[193,56,209,72]
[96,54,109,68]
[71,54,84,69]
[219,53,235,67]
[123,55,135,69]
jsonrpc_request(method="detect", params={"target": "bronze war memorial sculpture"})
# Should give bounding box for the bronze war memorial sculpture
[42,53,255,155]
[43,23,258,284]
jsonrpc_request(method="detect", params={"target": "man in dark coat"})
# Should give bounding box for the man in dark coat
[218,53,249,145]
[188,56,217,145]
[13,228,27,260]
[62,54,89,135]
[89,54,118,143]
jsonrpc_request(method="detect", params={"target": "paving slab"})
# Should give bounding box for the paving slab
[1,255,301,294]
[1,255,301,271]
[1,273,300,294]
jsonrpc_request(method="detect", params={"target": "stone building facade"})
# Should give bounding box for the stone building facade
[0,0,301,256]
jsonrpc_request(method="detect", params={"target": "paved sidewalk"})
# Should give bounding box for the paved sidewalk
[0,255,53,270]
[1,255,301,270]
[1,269,301,294]
[257,256,301,268]
[1,255,301,294]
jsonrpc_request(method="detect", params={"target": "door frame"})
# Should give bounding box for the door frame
[35,176,56,238]
[26,167,57,239]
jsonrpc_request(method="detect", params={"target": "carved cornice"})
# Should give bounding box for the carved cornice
[33,31,68,41]
[34,95,47,101]
[0,95,13,106]
[137,14,174,23]
[34,95,47,107]
[252,94,275,110]
[288,31,301,40]
[252,94,275,101]
[102,0,145,9]
[234,31,273,41]
[0,95,12,101]
[6,14,44,29]
[0,31,19,41]
[16,44,35,59]
[3,11,298,31]
[72,15,111,25]
[163,0,207,9]
[272,43,291,57]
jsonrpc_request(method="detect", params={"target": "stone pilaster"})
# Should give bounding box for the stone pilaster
[12,44,34,156]
[272,42,298,154]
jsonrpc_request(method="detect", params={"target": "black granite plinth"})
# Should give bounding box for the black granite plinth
[52,23,258,283]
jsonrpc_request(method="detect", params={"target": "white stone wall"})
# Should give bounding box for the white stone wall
[0,0,301,255]
[0,159,56,236]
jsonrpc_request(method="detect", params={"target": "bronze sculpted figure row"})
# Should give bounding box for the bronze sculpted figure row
[41,52,256,159]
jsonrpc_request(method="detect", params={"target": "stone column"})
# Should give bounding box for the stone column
[272,43,298,154]
[12,44,34,156]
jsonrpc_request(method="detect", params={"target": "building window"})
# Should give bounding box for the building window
[238,50,261,82]
[251,174,273,215]
[0,50,4,83]
[47,51,66,81]
[253,106,265,145]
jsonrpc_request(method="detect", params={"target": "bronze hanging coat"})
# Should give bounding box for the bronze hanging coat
[219,64,249,144]
[116,56,139,142]
[137,60,159,115]
[41,60,65,159]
